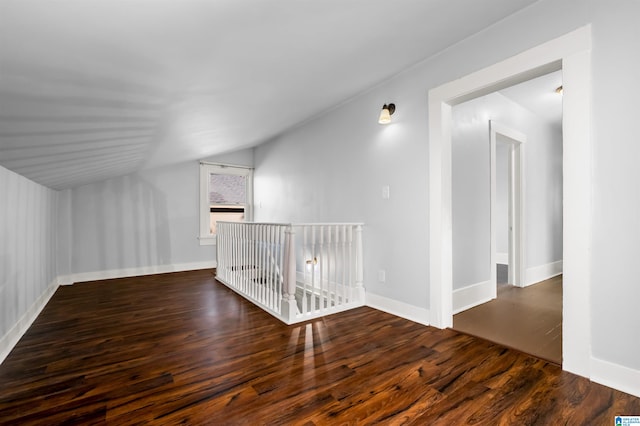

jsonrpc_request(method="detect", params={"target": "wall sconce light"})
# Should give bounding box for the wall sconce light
[555,86,563,95]
[306,257,318,266]
[378,103,396,124]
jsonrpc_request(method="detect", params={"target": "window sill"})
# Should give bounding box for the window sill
[199,236,217,246]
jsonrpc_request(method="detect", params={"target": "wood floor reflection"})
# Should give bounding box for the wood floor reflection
[454,265,562,364]
[1,269,637,425]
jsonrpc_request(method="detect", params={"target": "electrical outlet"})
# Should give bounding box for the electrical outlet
[378,269,386,282]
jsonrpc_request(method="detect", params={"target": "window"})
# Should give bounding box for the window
[199,163,253,245]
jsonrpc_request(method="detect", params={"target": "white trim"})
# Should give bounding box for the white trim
[561,46,592,378]
[428,25,592,378]
[64,261,217,285]
[0,279,59,365]
[198,236,217,246]
[199,161,254,170]
[496,252,508,264]
[452,280,494,314]
[524,260,563,287]
[490,121,526,288]
[366,292,430,326]
[199,163,253,243]
[57,275,75,286]
[428,97,453,328]
[591,357,640,399]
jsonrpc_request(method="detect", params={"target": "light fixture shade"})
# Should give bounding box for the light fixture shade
[378,107,391,124]
[378,103,395,124]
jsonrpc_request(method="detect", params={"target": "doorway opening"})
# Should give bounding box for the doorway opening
[428,25,592,376]
[447,72,563,364]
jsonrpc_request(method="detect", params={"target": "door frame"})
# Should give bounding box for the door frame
[490,121,525,291]
[428,25,592,377]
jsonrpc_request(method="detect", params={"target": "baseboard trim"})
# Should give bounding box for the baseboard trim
[0,279,59,365]
[453,280,494,314]
[365,292,430,326]
[525,260,563,287]
[591,357,640,398]
[65,261,217,285]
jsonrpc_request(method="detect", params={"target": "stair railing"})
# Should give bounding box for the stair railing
[216,222,364,324]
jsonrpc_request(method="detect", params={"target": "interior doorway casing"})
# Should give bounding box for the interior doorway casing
[490,121,525,291]
[428,26,592,378]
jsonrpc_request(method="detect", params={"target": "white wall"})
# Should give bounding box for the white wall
[69,162,208,277]
[67,148,254,280]
[254,87,430,308]
[451,92,562,290]
[0,166,58,362]
[70,163,204,276]
[589,0,640,374]
[252,0,640,392]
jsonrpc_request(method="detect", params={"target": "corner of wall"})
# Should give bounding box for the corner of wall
[56,188,73,278]
[0,279,59,365]
[591,357,640,399]
[524,260,563,286]
[452,280,494,314]
[366,292,430,326]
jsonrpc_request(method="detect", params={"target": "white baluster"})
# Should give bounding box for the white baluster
[216,223,222,281]
[341,225,347,304]
[301,226,308,315]
[252,224,257,297]
[238,223,243,292]
[223,223,228,281]
[272,225,277,309]
[347,225,353,303]
[219,223,225,281]
[319,225,325,310]
[311,225,317,312]
[241,223,246,292]
[277,225,284,311]
[354,224,364,303]
[263,225,267,305]
[265,226,275,309]
[237,223,242,290]
[327,226,337,308]
[281,225,297,322]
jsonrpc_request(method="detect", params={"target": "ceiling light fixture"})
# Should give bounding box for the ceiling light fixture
[378,103,396,124]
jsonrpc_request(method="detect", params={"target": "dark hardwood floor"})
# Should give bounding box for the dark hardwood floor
[0,269,638,425]
[454,265,563,364]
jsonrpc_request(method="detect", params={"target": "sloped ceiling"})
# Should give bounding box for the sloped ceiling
[0,0,540,190]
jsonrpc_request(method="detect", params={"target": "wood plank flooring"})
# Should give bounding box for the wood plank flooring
[453,267,562,364]
[1,269,638,425]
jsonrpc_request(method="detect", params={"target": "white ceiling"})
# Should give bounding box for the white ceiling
[0,0,541,190]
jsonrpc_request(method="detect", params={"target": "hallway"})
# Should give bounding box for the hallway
[453,265,562,364]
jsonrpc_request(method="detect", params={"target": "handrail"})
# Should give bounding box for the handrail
[217,221,365,227]
[215,222,365,324]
